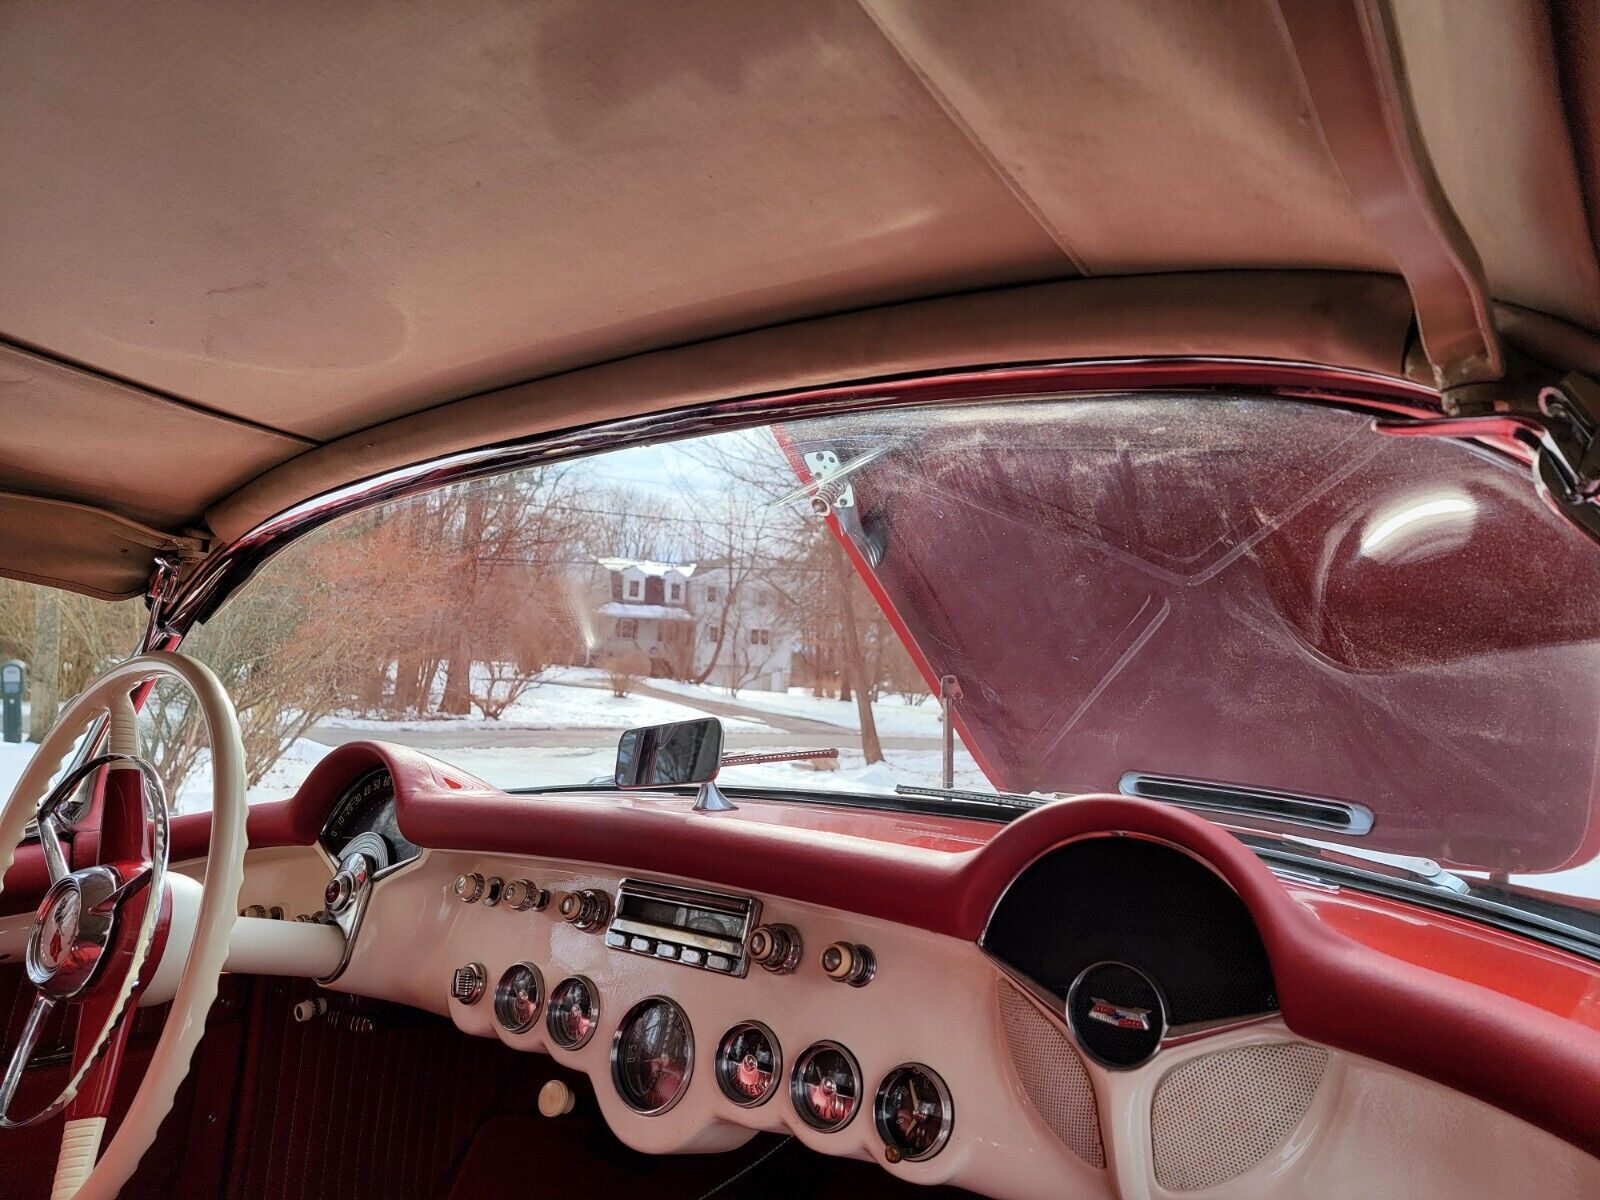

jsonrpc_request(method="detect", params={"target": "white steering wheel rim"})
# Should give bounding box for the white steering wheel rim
[0,651,247,1200]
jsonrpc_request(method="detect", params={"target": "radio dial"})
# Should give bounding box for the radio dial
[749,923,803,974]
[556,889,610,931]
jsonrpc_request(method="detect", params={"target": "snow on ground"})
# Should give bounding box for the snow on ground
[601,672,946,736]
[322,680,767,733]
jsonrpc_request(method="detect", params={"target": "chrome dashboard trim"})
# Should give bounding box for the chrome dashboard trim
[146,356,1439,639]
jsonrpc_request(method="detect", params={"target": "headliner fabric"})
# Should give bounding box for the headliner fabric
[0,0,1598,594]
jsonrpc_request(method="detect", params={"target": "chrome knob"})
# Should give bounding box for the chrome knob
[450,962,486,1005]
[749,923,802,974]
[504,879,548,911]
[555,889,609,931]
[820,940,875,987]
[325,853,374,915]
[453,872,485,903]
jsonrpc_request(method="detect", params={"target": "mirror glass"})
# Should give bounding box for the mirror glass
[614,718,724,789]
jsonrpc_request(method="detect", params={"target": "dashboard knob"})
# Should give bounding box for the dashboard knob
[482,876,505,907]
[555,888,610,931]
[749,923,803,974]
[453,872,485,903]
[325,853,374,915]
[504,879,548,911]
[820,940,875,987]
[538,1079,577,1118]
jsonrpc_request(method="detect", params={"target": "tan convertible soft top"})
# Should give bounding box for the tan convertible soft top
[2,0,1597,597]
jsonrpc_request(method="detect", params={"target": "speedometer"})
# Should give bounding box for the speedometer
[611,997,693,1114]
[318,768,419,868]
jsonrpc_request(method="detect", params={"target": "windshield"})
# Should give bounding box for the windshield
[171,394,1600,904]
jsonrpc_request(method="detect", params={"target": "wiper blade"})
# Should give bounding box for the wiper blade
[1120,772,1374,836]
[894,784,1051,811]
[1244,833,1469,894]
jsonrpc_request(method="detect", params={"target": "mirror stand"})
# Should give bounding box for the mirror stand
[692,779,737,813]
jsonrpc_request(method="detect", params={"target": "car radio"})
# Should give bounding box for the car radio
[605,878,761,977]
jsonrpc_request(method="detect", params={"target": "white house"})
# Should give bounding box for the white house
[571,557,793,692]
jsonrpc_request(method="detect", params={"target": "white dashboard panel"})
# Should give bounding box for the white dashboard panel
[205,844,1600,1200]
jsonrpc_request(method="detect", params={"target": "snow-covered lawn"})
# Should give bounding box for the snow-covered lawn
[322,680,768,733]
[580,671,947,737]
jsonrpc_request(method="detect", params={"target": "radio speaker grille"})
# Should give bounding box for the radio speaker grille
[1150,1041,1328,1191]
[996,979,1105,1168]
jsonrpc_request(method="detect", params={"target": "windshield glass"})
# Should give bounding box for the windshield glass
[174,394,1600,903]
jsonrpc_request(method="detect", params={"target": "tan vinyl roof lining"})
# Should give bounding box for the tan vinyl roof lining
[1,0,1598,597]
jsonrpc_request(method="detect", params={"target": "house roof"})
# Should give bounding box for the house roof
[3,1,1599,596]
[596,558,697,579]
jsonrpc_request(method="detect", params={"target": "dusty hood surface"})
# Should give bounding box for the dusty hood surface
[785,395,1600,873]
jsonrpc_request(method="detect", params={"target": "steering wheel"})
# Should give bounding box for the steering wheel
[0,653,246,1200]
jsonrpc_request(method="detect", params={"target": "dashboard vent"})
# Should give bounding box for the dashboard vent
[996,979,1104,1168]
[1150,1041,1329,1190]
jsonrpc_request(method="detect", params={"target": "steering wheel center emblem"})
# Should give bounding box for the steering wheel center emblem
[25,870,122,997]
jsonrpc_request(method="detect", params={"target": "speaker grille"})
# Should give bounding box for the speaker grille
[997,979,1105,1168]
[1150,1041,1328,1191]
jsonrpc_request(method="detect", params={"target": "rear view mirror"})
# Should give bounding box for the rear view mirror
[614,718,724,789]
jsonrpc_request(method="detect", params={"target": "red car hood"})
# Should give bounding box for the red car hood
[783,396,1600,874]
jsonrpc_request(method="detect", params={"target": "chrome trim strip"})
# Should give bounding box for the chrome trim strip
[149,356,1439,637]
[1119,772,1375,836]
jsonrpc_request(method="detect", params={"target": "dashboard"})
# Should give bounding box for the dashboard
[207,741,1600,1200]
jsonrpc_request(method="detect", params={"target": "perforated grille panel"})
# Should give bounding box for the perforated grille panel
[997,979,1105,1168]
[1150,1041,1328,1191]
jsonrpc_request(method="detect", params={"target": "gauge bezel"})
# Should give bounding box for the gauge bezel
[610,996,695,1116]
[874,1062,954,1162]
[789,1040,862,1132]
[714,1021,782,1108]
[493,961,544,1034]
[545,975,601,1050]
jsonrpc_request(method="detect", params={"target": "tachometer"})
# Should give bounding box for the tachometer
[715,1022,780,1107]
[611,997,693,1114]
[493,963,544,1034]
[546,976,600,1050]
[874,1064,953,1162]
[791,1041,860,1131]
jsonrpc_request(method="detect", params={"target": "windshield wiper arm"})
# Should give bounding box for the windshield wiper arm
[894,784,1050,811]
[1247,834,1470,894]
[1120,772,1374,836]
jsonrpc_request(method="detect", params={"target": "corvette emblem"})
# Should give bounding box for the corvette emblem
[1086,997,1152,1031]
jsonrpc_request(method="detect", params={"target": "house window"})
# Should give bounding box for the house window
[626,579,643,600]
[705,586,721,604]
[749,628,770,646]
[669,581,683,602]
[705,625,721,643]
[615,619,637,639]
